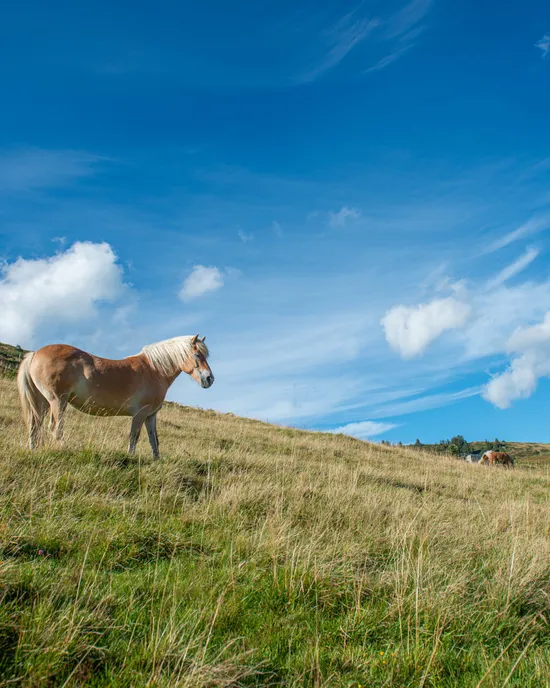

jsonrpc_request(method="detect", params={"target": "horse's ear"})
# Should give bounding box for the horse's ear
[191,334,199,345]
[200,336,206,343]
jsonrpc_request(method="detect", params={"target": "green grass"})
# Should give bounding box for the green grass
[1,375,550,686]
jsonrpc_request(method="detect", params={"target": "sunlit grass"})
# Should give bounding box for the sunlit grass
[0,376,549,686]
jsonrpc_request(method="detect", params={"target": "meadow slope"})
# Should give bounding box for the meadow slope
[1,375,550,687]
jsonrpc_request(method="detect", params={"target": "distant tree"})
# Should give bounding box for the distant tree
[397,441,403,448]
[492,437,502,450]
[414,439,422,447]
[450,435,469,453]
[448,443,459,455]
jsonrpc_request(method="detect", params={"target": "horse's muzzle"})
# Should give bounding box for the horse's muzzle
[201,374,214,389]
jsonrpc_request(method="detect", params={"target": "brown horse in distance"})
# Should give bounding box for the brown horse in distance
[479,450,514,467]
[17,335,213,459]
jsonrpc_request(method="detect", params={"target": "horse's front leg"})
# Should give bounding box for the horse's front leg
[128,413,146,455]
[145,413,159,460]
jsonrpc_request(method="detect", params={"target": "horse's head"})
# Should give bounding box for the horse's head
[184,335,214,389]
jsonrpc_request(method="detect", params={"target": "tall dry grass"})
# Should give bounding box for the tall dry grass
[0,376,549,687]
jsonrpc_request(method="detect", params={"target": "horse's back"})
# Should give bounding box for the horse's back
[33,344,93,374]
[36,343,91,360]
[30,345,158,416]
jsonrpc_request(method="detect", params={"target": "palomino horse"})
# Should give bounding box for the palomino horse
[17,335,213,459]
[479,450,514,467]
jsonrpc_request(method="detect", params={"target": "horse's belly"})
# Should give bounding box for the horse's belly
[68,399,131,417]
[68,380,133,417]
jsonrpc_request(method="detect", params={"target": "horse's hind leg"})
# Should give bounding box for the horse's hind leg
[145,413,159,460]
[48,396,68,445]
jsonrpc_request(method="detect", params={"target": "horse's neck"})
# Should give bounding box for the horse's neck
[155,368,182,390]
[138,354,182,389]
[165,370,182,387]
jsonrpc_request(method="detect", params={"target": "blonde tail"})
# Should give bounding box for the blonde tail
[17,352,47,447]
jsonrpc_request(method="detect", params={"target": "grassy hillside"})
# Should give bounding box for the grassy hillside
[1,377,550,687]
[502,442,550,467]
[0,342,26,379]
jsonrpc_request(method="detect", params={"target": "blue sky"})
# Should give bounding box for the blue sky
[1,0,550,444]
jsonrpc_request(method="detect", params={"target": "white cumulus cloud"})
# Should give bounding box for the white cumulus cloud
[535,34,550,58]
[0,242,125,346]
[483,313,550,408]
[329,206,361,229]
[327,420,397,439]
[179,265,224,302]
[381,296,471,359]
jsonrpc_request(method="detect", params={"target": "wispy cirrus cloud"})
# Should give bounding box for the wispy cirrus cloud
[365,44,413,73]
[0,148,106,193]
[385,0,432,39]
[370,387,481,419]
[485,246,540,290]
[299,11,379,83]
[366,0,431,72]
[175,308,373,423]
[483,215,550,254]
[327,419,398,439]
[299,0,432,82]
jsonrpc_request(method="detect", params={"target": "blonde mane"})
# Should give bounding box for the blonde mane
[139,336,209,377]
